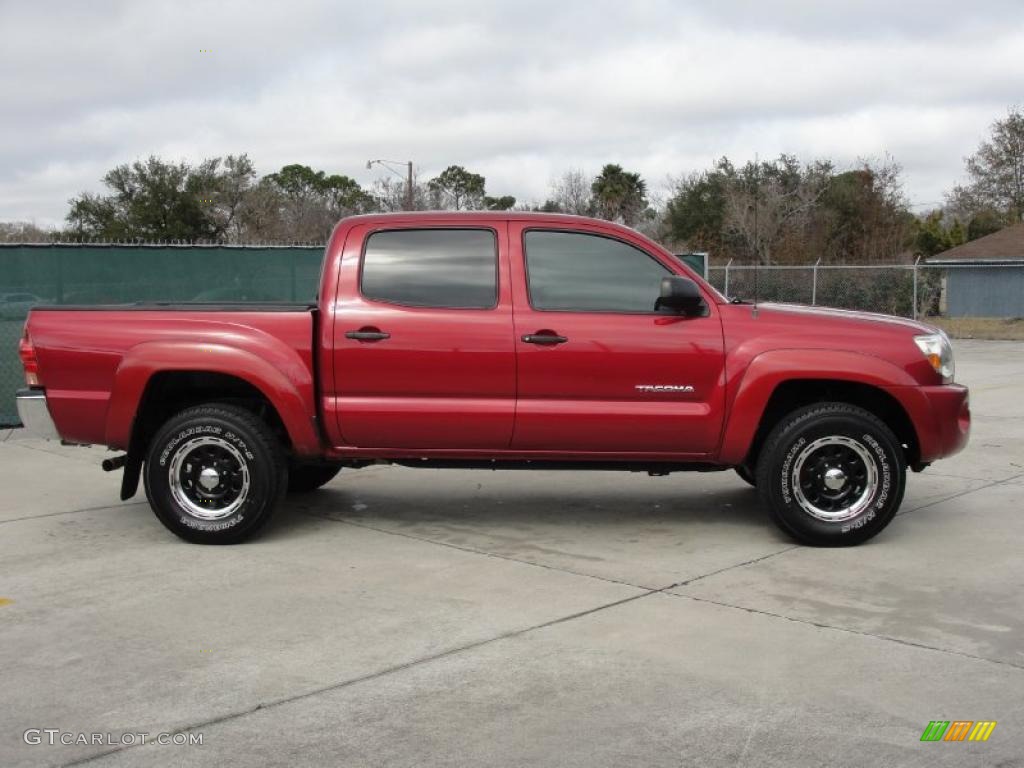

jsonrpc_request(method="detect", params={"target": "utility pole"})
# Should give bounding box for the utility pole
[367,159,416,211]
[406,161,414,211]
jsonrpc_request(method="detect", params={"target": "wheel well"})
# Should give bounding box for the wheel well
[129,371,291,460]
[745,379,920,469]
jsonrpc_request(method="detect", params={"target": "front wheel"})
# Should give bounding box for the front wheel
[143,403,287,544]
[756,403,906,546]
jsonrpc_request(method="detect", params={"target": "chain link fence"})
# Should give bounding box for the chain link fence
[3,245,1023,427]
[1,244,324,426]
[709,261,1024,320]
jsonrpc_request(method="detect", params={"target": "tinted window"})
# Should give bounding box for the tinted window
[362,229,497,308]
[525,231,671,312]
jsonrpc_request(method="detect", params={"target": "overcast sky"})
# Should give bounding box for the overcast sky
[1,0,1021,226]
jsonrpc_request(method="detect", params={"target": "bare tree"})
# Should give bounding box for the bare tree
[372,174,431,212]
[203,154,257,242]
[549,169,593,215]
[235,180,288,242]
[723,156,831,264]
[946,106,1024,225]
[0,221,55,243]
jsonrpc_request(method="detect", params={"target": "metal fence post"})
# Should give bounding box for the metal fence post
[723,259,732,300]
[912,256,921,320]
[812,257,821,305]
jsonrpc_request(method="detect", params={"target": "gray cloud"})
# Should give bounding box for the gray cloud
[1,0,1021,225]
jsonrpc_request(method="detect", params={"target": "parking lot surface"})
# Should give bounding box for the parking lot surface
[1,340,1022,767]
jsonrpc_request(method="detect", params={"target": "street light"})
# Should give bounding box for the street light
[366,159,414,211]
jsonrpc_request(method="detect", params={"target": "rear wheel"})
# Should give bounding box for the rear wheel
[143,403,286,544]
[756,403,905,546]
[287,463,342,493]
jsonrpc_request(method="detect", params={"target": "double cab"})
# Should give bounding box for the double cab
[16,212,970,545]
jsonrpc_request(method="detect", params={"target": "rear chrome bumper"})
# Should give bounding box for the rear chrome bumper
[15,388,60,440]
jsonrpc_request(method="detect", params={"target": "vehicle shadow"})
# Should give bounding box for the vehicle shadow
[265,468,773,544]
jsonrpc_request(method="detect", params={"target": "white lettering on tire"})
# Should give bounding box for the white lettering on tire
[839,434,890,533]
[861,433,891,510]
[159,425,223,467]
[779,436,806,504]
[179,514,243,531]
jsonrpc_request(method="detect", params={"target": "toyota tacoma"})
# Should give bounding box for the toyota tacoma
[15,212,970,545]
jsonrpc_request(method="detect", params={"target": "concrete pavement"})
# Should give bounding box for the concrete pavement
[1,340,1022,767]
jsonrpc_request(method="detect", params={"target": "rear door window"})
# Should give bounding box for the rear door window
[361,229,497,309]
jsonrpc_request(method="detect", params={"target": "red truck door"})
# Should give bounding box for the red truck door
[330,223,515,449]
[509,225,726,455]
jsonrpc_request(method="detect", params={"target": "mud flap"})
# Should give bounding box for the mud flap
[120,453,142,500]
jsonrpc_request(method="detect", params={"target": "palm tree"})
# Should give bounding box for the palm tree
[591,164,648,226]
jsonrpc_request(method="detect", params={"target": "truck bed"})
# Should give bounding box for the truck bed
[25,304,317,448]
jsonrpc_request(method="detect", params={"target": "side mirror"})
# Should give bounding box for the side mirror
[655,276,707,316]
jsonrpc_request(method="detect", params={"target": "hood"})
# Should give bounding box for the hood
[718,301,946,386]
[756,302,938,335]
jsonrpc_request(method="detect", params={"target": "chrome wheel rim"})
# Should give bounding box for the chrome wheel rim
[791,436,876,522]
[168,436,250,520]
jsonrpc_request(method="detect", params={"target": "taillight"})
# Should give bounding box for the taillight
[18,329,40,387]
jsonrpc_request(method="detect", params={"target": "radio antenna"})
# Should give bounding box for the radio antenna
[752,153,760,318]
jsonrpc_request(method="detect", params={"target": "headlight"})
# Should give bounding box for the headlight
[914,332,954,383]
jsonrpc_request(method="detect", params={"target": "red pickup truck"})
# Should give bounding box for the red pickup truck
[16,212,969,546]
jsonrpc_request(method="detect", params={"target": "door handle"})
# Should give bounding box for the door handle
[345,329,390,341]
[521,332,568,345]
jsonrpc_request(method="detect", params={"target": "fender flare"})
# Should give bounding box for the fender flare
[717,348,919,465]
[105,340,321,457]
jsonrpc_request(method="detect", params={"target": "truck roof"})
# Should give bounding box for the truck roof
[338,211,622,228]
[330,211,647,253]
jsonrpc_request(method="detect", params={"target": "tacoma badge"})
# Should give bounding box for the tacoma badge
[635,384,695,393]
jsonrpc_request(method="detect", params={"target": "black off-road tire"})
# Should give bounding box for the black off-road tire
[143,403,287,544]
[287,463,342,493]
[756,402,906,546]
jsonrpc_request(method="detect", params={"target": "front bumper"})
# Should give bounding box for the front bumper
[15,388,60,440]
[919,384,970,462]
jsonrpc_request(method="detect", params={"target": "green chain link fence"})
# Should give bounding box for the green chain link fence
[1,244,324,426]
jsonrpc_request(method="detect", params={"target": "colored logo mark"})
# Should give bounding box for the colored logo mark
[921,721,997,742]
